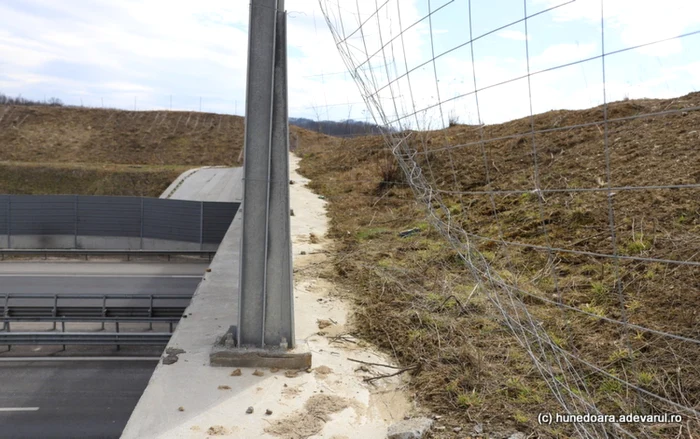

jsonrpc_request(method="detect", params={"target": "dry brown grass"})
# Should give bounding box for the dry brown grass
[0,104,329,196]
[0,161,187,196]
[296,93,700,438]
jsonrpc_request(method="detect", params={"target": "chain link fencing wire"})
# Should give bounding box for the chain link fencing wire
[319,0,700,437]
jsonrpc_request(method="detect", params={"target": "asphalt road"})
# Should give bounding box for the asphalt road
[0,359,158,439]
[0,261,205,296]
[0,260,204,437]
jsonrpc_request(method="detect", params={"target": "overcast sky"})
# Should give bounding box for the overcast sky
[0,0,698,127]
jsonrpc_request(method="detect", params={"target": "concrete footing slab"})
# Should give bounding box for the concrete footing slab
[210,344,311,369]
[210,327,311,369]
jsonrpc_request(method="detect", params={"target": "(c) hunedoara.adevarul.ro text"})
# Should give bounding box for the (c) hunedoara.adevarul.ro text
[537,413,683,425]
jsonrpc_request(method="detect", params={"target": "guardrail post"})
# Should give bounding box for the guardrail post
[149,295,154,331]
[101,296,107,330]
[61,321,66,351]
[52,295,58,331]
[3,295,9,332]
[116,321,120,351]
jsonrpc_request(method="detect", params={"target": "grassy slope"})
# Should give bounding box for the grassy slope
[297,93,699,438]
[0,105,327,196]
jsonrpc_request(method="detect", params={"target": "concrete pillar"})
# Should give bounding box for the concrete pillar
[237,0,294,349]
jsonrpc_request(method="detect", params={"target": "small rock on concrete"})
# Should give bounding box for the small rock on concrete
[387,417,434,439]
[165,348,186,355]
[230,368,242,376]
[253,369,265,377]
[218,385,231,390]
[162,355,178,365]
[246,406,254,414]
[290,209,295,216]
[178,406,184,412]
[265,409,273,415]
[284,370,299,378]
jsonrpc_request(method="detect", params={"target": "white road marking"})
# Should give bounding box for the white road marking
[0,407,40,412]
[0,357,160,362]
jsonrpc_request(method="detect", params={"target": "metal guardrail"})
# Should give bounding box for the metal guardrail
[3,293,188,320]
[0,332,172,346]
[1,294,191,344]
[0,248,216,261]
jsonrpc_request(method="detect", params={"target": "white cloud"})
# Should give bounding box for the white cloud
[532,0,700,56]
[0,0,697,125]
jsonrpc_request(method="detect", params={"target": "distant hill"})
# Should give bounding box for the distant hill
[1,92,387,139]
[289,117,386,137]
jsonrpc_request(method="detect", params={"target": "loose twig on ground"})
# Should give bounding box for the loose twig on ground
[348,358,406,370]
[363,365,419,383]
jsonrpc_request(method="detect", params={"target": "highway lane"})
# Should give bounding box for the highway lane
[0,261,206,296]
[0,359,158,439]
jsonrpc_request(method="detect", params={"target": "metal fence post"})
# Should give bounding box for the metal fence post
[238,0,294,349]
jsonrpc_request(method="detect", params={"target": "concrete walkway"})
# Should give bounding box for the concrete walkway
[122,154,410,439]
[161,167,244,202]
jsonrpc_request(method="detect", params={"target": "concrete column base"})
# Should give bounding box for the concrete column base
[209,326,311,369]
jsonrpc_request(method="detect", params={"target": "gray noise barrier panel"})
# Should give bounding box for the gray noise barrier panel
[0,195,240,248]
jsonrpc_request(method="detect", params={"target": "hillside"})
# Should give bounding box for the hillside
[296,92,699,437]
[0,105,331,195]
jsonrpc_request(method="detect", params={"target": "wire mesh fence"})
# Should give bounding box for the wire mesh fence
[319,0,700,437]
